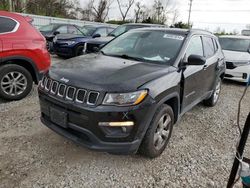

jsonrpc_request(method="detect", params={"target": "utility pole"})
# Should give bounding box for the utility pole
[187,0,193,27]
[9,0,13,12]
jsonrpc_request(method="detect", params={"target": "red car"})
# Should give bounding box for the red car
[0,11,51,100]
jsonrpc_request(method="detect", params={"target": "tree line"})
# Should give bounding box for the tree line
[0,0,189,27]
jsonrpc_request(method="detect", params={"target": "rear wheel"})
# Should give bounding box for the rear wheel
[203,77,221,107]
[139,104,174,158]
[0,64,33,100]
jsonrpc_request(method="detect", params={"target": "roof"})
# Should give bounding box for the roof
[129,27,214,36]
[123,23,165,27]
[219,35,250,39]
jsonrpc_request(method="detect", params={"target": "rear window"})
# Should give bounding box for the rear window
[0,17,18,34]
[219,37,250,52]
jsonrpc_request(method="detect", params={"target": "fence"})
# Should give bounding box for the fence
[18,13,115,28]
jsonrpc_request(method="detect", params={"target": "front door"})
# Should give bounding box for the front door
[181,35,206,113]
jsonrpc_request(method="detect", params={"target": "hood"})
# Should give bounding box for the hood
[49,54,174,92]
[87,36,114,45]
[223,50,250,62]
[56,34,86,40]
[40,31,53,38]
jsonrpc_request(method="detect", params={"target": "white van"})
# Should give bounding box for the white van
[219,35,250,83]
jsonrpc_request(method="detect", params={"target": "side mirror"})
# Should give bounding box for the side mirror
[93,47,100,53]
[247,48,250,53]
[53,31,60,35]
[93,33,101,38]
[187,55,206,65]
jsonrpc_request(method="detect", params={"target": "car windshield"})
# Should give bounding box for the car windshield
[39,24,56,32]
[102,30,185,64]
[219,37,250,52]
[108,25,127,37]
[79,26,96,36]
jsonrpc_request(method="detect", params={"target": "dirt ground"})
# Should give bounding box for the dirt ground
[0,57,249,187]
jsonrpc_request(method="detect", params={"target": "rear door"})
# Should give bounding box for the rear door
[182,35,206,112]
[201,36,218,93]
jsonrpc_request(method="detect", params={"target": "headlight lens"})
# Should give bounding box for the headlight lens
[53,36,57,43]
[103,90,148,106]
[64,40,76,45]
[235,61,250,66]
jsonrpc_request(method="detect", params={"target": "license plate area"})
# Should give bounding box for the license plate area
[50,107,68,128]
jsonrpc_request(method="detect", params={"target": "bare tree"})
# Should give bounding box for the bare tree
[117,0,135,21]
[134,2,141,23]
[91,0,113,22]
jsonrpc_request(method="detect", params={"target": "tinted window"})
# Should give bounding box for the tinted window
[186,36,204,57]
[213,39,218,51]
[95,28,107,36]
[102,31,185,65]
[219,37,250,52]
[107,28,114,34]
[108,25,127,37]
[39,24,55,32]
[203,36,215,57]
[0,17,17,33]
[56,26,68,34]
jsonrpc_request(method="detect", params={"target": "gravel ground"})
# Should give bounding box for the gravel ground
[0,56,250,187]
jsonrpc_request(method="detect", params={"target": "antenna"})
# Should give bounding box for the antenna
[188,0,193,27]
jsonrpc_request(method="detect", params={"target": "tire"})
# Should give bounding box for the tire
[203,77,221,107]
[75,45,84,57]
[139,104,174,158]
[0,64,33,100]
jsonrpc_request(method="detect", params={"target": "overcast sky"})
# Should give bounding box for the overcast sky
[80,0,250,33]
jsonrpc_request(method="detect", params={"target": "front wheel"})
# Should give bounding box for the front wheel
[203,77,221,107]
[0,64,33,100]
[139,104,174,158]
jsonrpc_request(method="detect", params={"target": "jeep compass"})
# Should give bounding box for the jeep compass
[38,28,225,158]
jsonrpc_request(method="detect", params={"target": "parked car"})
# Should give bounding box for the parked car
[219,35,250,83]
[39,23,83,52]
[85,23,164,53]
[38,28,225,158]
[0,11,50,100]
[53,25,115,58]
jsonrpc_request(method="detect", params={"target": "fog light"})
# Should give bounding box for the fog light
[98,121,134,127]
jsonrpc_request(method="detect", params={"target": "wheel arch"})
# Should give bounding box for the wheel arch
[0,56,39,84]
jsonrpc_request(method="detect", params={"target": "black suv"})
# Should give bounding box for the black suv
[38,28,225,158]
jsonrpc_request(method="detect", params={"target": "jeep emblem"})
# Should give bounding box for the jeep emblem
[60,77,69,83]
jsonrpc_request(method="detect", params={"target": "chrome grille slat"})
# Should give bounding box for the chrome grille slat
[65,86,76,101]
[45,78,52,91]
[87,91,100,105]
[75,89,87,103]
[57,84,66,97]
[50,81,59,94]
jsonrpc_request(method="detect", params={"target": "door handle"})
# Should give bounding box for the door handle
[203,65,208,70]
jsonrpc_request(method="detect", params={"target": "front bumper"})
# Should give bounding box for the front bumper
[53,43,74,57]
[38,90,156,154]
[225,64,250,83]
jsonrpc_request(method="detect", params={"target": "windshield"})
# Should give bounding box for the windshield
[219,37,250,52]
[102,30,185,64]
[108,25,127,37]
[79,26,96,36]
[39,24,56,32]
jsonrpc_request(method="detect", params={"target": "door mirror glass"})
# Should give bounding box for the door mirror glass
[53,31,60,35]
[187,55,206,65]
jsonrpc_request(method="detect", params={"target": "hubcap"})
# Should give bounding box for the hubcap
[154,113,171,150]
[213,80,221,103]
[0,71,27,96]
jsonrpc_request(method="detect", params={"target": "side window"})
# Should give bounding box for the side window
[95,28,107,36]
[0,17,17,33]
[68,26,79,34]
[186,36,204,57]
[213,38,219,52]
[203,36,215,58]
[56,26,68,34]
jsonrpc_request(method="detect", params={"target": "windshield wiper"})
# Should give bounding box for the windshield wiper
[113,54,145,62]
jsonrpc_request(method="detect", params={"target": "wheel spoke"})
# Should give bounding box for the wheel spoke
[161,130,169,138]
[163,115,171,128]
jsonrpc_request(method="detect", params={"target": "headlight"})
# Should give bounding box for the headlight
[64,40,76,45]
[235,61,250,66]
[103,90,148,106]
[53,36,57,43]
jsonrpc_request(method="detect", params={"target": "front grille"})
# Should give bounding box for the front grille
[226,62,236,69]
[40,77,100,106]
